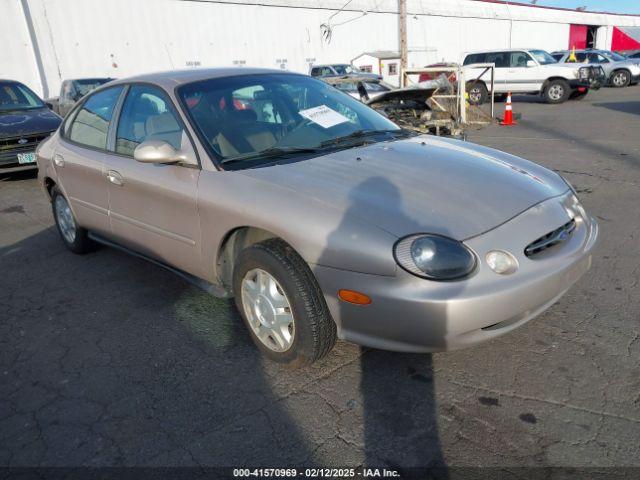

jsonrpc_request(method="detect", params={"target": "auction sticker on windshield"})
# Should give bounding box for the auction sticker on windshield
[299,105,349,129]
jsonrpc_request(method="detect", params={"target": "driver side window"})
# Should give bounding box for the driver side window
[115,85,185,157]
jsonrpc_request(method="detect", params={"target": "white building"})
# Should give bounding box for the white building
[3,0,640,98]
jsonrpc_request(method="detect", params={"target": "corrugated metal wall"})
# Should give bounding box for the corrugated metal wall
[2,0,640,98]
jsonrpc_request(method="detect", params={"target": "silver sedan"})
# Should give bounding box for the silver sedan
[37,68,598,365]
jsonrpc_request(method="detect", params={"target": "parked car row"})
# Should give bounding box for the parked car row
[1,77,112,173]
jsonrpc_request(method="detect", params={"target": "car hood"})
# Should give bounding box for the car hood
[237,136,569,240]
[0,108,61,138]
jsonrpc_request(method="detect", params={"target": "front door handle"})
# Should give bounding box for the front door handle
[53,154,64,167]
[106,170,124,186]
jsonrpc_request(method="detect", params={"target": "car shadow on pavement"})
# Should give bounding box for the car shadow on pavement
[592,101,640,116]
[0,226,317,467]
[0,169,38,182]
[317,177,450,478]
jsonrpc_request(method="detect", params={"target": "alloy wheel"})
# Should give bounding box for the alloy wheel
[548,84,565,101]
[241,268,295,352]
[54,195,77,244]
[613,72,628,87]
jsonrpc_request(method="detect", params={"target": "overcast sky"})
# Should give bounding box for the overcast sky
[532,0,639,14]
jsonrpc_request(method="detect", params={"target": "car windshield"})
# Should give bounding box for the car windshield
[529,50,557,65]
[74,79,111,96]
[604,51,626,62]
[178,73,401,166]
[0,81,44,111]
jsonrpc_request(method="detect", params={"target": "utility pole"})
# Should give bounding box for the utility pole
[399,0,408,85]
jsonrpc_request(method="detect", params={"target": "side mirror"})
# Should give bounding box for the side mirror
[45,102,54,110]
[526,60,536,68]
[134,140,193,165]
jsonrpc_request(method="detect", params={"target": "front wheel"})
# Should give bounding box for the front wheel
[233,239,337,366]
[51,186,95,254]
[610,70,631,88]
[543,79,570,104]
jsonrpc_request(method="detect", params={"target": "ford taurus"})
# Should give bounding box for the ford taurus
[36,68,598,365]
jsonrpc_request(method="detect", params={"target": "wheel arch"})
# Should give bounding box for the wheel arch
[43,177,57,200]
[610,68,631,80]
[541,76,570,91]
[216,226,291,294]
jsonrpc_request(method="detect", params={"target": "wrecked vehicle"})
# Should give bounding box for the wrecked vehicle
[323,74,462,136]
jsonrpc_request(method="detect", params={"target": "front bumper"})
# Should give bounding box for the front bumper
[313,192,598,352]
[569,66,606,90]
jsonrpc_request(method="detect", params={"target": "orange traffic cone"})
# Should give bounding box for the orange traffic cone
[500,92,517,126]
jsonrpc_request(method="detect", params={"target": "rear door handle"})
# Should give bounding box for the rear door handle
[106,170,124,186]
[53,154,64,167]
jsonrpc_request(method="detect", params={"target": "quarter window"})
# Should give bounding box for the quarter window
[115,85,185,156]
[67,86,123,150]
[485,52,510,68]
[463,53,487,65]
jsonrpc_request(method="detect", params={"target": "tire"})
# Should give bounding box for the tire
[466,82,488,105]
[569,89,589,101]
[610,70,631,88]
[232,238,337,366]
[51,186,95,254]
[543,79,570,104]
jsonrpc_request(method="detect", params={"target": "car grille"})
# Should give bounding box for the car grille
[524,219,576,258]
[0,132,52,164]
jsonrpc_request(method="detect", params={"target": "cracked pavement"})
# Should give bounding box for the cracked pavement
[1,86,639,471]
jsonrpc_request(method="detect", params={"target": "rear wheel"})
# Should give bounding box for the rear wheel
[611,70,631,88]
[51,186,95,254]
[466,82,488,105]
[233,239,337,366]
[543,79,570,104]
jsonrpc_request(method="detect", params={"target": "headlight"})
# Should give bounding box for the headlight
[394,234,476,280]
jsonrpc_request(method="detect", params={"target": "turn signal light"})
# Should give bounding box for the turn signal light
[338,289,372,305]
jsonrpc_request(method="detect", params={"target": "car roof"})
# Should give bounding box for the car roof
[463,48,542,56]
[106,67,298,90]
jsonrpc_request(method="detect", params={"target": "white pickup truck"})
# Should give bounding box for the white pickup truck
[462,48,605,105]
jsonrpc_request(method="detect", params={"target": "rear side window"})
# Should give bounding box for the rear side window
[485,52,510,68]
[463,53,486,65]
[115,85,184,156]
[67,86,123,150]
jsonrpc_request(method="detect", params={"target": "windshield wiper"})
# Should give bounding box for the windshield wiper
[220,146,323,165]
[318,129,413,148]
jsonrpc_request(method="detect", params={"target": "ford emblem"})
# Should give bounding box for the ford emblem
[18,138,28,145]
